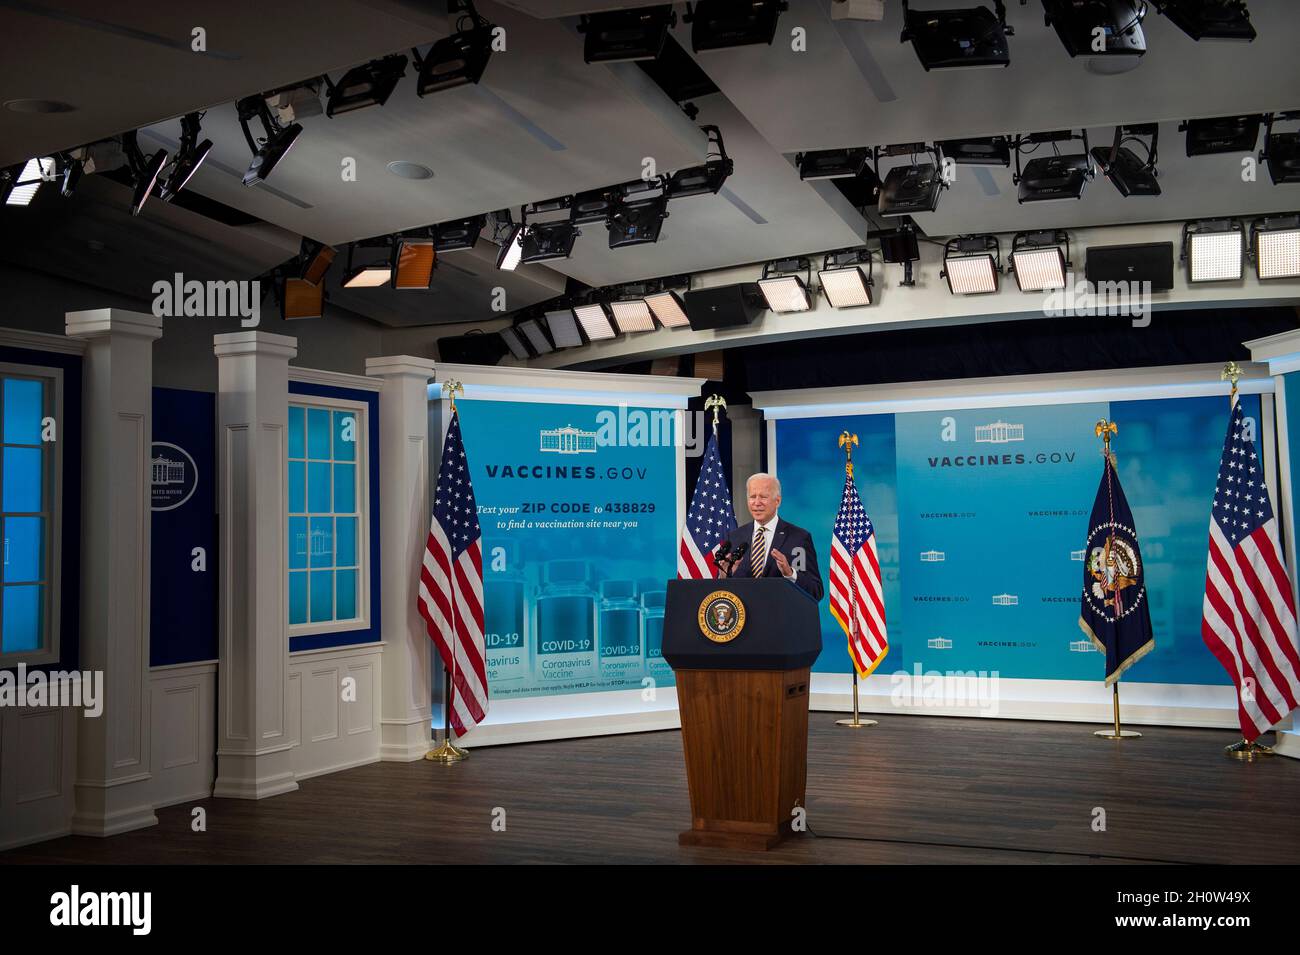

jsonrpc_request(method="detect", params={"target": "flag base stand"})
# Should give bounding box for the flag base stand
[425,738,468,763]
[1094,683,1141,740]
[1224,738,1273,761]
[835,675,877,729]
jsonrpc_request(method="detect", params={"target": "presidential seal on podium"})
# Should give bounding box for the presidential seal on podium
[698,590,745,643]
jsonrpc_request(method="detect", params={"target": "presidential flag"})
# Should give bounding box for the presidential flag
[417,410,488,739]
[1202,396,1300,742]
[829,472,888,677]
[678,429,737,579]
[1079,450,1155,684]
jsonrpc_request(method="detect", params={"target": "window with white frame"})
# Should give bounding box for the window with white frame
[1,366,60,663]
[286,398,367,634]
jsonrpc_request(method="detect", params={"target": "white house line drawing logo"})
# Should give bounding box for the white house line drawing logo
[975,420,1025,444]
[540,424,597,454]
[151,454,185,485]
[920,550,946,562]
[149,441,198,512]
[1070,548,1087,561]
[927,637,953,649]
[293,526,332,559]
[1069,639,1099,653]
[992,593,1019,606]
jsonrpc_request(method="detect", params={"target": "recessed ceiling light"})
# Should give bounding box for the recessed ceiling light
[4,99,76,114]
[387,161,434,180]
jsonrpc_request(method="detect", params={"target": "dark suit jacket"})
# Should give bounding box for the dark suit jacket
[721,518,824,602]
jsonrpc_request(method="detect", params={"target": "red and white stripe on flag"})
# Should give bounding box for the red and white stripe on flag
[829,474,888,678]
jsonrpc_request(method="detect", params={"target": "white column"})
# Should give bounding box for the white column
[65,308,162,836]
[213,331,300,798]
[366,356,435,760]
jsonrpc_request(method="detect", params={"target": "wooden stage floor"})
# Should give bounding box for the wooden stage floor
[4,715,1298,865]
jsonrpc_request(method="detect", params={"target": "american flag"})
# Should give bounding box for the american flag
[830,473,888,677]
[1202,396,1300,742]
[417,410,488,738]
[678,430,736,578]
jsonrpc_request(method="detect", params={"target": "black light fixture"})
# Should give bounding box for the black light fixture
[579,6,677,63]
[498,325,531,361]
[875,144,946,216]
[57,152,85,198]
[1181,218,1245,282]
[434,215,486,251]
[686,0,788,52]
[818,250,874,308]
[1009,230,1071,291]
[237,95,302,187]
[607,181,669,248]
[1091,123,1160,197]
[1181,114,1263,156]
[1042,0,1148,58]
[1261,112,1300,185]
[666,125,734,198]
[796,147,870,181]
[325,54,408,116]
[901,0,1014,70]
[878,224,921,287]
[341,241,395,288]
[1154,0,1254,41]
[938,136,1011,166]
[517,313,557,355]
[521,219,581,264]
[942,235,1002,295]
[758,258,814,313]
[1013,130,1094,203]
[159,112,212,201]
[1251,214,1300,280]
[413,5,495,95]
[121,131,168,216]
[570,188,614,224]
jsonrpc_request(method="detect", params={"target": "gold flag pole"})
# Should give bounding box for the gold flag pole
[834,431,878,730]
[1219,361,1275,761]
[427,379,469,764]
[1092,420,1142,741]
[704,394,727,437]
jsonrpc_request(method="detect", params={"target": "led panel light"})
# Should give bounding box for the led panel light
[796,148,870,181]
[607,195,668,248]
[690,0,787,52]
[159,112,212,201]
[1253,217,1300,280]
[301,243,336,285]
[1264,130,1300,185]
[496,225,525,271]
[1157,0,1255,41]
[1042,0,1147,58]
[570,189,613,224]
[1017,154,1091,203]
[518,318,555,355]
[581,6,675,62]
[434,216,486,251]
[416,26,494,95]
[938,137,1011,165]
[573,303,617,340]
[1182,115,1262,156]
[243,120,302,186]
[610,299,656,333]
[131,147,169,216]
[393,239,436,289]
[326,54,407,116]
[1185,222,1244,282]
[944,254,999,294]
[283,278,324,320]
[5,157,54,206]
[1091,143,1160,197]
[545,309,583,347]
[645,290,691,328]
[817,266,873,308]
[1009,245,1068,291]
[758,276,811,313]
[343,264,393,288]
[878,162,943,216]
[521,221,580,263]
[902,3,1011,71]
[499,327,530,360]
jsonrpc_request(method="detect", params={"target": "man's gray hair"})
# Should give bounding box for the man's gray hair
[746,472,781,496]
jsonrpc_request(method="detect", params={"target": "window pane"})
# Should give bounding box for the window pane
[336,569,357,620]
[309,516,333,568]
[334,463,356,513]
[309,570,333,622]
[334,411,357,462]
[289,571,308,625]
[307,408,331,459]
[3,378,44,445]
[288,517,308,570]
[307,462,331,513]
[336,517,357,567]
[288,461,305,514]
[2,584,42,652]
[287,405,305,459]
[2,447,42,512]
[3,516,43,582]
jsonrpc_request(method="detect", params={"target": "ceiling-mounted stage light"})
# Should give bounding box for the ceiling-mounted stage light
[499,326,531,360]
[121,131,168,216]
[645,288,691,328]
[900,0,1014,70]
[1251,214,1300,280]
[496,221,525,271]
[1091,123,1160,197]
[607,189,668,249]
[393,237,437,289]
[1013,130,1094,203]
[300,240,336,285]
[1261,113,1300,185]
[519,218,580,264]
[517,315,555,355]
[283,278,325,320]
[665,125,734,197]
[579,5,677,63]
[3,157,54,206]
[413,6,495,95]
[237,94,302,187]
[1181,114,1263,156]
[544,308,584,347]
[939,136,1011,166]
[758,258,814,312]
[818,250,874,308]
[1154,0,1254,41]
[796,147,870,181]
[433,215,486,252]
[570,188,614,224]
[1042,0,1148,59]
[942,234,1001,294]
[573,302,617,340]
[159,112,212,201]
[686,0,788,52]
[341,242,394,287]
[875,144,946,216]
[878,224,921,287]
[325,54,408,116]
[1009,230,1071,291]
[610,296,657,333]
[1182,219,1244,282]
[58,153,84,197]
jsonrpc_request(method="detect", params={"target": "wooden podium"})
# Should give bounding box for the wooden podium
[663,578,822,851]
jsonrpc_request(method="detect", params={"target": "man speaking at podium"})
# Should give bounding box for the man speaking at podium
[716,473,824,601]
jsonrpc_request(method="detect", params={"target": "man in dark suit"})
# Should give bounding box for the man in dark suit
[716,472,823,601]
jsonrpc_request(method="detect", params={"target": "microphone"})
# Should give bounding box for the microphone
[730,540,748,573]
[714,541,733,564]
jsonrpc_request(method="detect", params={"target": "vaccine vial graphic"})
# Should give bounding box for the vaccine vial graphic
[598,579,644,685]
[483,542,530,687]
[641,588,672,686]
[533,559,598,685]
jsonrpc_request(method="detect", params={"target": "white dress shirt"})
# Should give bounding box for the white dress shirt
[753,513,796,581]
